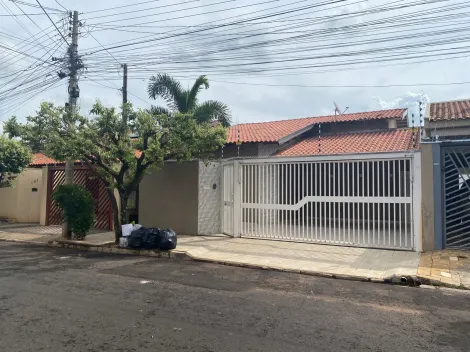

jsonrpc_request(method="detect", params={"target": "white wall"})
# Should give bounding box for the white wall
[0,168,43,223]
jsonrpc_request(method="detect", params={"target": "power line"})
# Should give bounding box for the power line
[54,0,67,12]
[83,0,347,55]
[35,0,69,45]
[82,0,202,20]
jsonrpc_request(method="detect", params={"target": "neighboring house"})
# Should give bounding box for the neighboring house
[0,153,113,230]
[422,99,470,250]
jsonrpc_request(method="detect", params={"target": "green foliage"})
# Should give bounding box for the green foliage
[0,136,32,188]
[147,74,231,127]
[9,100,227,241]
[52,184,95,239]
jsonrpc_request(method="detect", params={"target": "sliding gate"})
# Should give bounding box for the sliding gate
[223,154,420,250]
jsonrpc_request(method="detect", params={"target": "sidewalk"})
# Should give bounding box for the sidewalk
[0,223,113,244]
[47,231,421,283]
[418,250,470,289]
[5,224,470,288]
[174,236,420,282]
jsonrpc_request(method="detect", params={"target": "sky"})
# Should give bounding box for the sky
[1,0,469,129]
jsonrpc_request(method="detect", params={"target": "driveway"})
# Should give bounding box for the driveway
[0,242,469,352]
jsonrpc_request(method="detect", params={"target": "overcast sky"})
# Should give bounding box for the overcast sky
[1,0,469,128]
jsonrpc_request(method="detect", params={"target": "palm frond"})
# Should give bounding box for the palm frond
[193,100,231,127]
[147,74,184,112]
[147,105,171,116]
[186,75,209,112]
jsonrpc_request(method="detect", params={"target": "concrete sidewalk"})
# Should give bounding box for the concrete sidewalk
[175,236,420,282]
[418,250,470,288]
[0,223,113,244]
[0,224,433,285]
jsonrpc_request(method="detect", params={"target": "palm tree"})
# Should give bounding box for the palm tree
[147,74,231,127]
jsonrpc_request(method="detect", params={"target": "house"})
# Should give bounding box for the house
[222,108,409,158]
[0,153,114,230]
[421,99,470,250]
[139,107,422,251]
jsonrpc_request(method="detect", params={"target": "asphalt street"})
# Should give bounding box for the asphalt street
[0,241,469,352]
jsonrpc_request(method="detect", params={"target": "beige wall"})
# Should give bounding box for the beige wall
[421,144,436,251]
[139,161,199,234]
[0,168,43,223]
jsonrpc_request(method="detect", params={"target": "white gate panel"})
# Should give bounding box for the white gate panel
[222,164,234,235]
[239,157,415,250]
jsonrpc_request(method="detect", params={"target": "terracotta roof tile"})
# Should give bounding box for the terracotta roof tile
[31,151,144,166]
[277,129,419,157]
[30,153,63,166]
[429,99,470,121]
[228,108,406,143]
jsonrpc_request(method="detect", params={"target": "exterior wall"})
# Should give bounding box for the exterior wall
[222,143,261,159]
[139,161,199,234]
[424,119,470,138]
[0,168,43,223]
[258,143,279,156]
[39,167,48,225]
[0,178,18,220]
[197,161,221,235]
[421,144,437,251]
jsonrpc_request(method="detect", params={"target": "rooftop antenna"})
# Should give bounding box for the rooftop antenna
[334,101,349,116]
[334,101,342,116]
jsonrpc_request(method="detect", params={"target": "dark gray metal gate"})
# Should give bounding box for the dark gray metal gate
[443,146,470,248]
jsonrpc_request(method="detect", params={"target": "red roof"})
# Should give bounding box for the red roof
[31,151,143,166]
[30,153,63,166]
[429,99,470,121]
[228,108,406,143]
[277,129,419,157]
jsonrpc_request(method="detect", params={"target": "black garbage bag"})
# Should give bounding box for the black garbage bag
[126,227,146,249]
[126,227,177,250]
[159,228,177,250]
[141,228,161,249]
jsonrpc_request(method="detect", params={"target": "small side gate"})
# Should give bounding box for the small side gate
[222,153,421,250]
[46,167,113,230]
[222,164,234,235]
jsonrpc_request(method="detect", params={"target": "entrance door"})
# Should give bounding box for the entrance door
[222,164,234,235]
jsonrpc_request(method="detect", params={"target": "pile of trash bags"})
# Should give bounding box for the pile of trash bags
[120,224,177,250]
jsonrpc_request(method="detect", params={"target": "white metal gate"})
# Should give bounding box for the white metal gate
[223,154,420,250]
[222,164,234,235]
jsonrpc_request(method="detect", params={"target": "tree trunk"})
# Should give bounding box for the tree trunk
[62,160,74,239]
[119,193,129,231]
[106,188,121,244]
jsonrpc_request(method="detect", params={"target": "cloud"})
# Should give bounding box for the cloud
[373,92,431,126]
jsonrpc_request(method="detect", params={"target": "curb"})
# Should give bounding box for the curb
[47,240,192,260]
[7,237,429,288]
[416,276,470,290]
[0,238,46,245]
[47,240,392,284]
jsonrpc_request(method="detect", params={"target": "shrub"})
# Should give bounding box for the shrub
[52,184,95,239]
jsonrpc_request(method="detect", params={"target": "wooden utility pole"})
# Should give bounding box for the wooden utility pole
[62,10,80,238]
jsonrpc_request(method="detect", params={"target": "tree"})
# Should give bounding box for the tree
[0,136,32,188]
[6,101,226,243]
[147,74,232,127]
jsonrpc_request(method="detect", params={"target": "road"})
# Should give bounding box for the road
[0,242,469,352]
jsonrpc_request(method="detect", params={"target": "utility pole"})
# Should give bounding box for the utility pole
[122,63,128,124]
[62,10,81,238]
[122,64,128,105]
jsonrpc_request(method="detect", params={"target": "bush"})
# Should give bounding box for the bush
[52,184,95,240]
